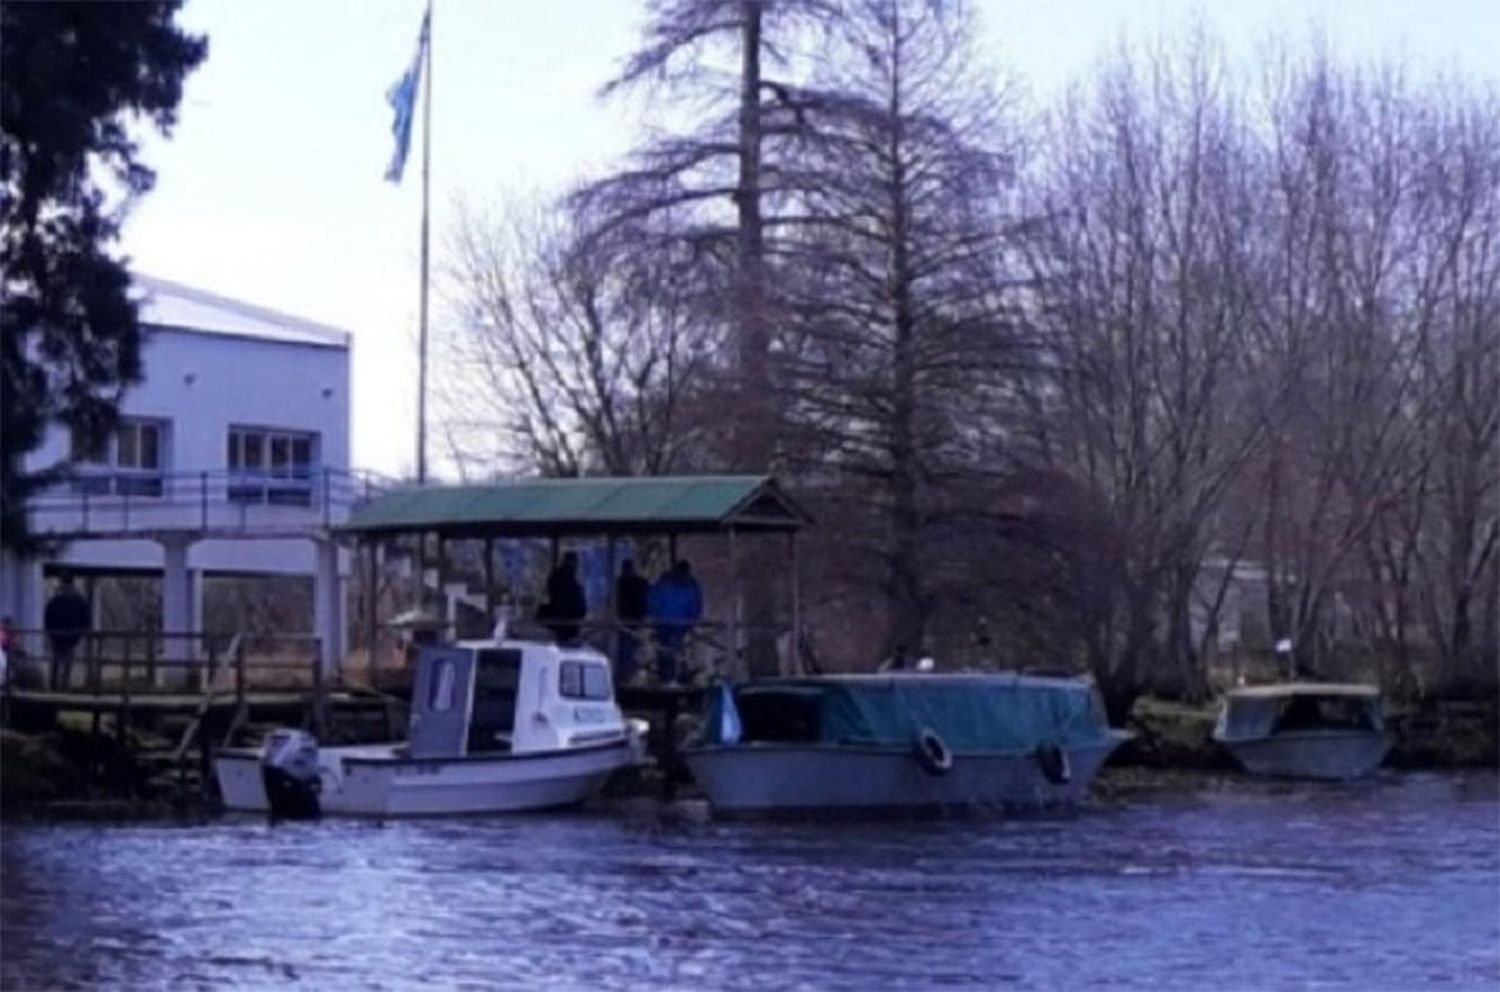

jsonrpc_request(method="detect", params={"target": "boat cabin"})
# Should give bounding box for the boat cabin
[1215,682,1383,741]
[408,637,626,758]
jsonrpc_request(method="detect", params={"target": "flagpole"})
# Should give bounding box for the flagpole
[416,0,433,485]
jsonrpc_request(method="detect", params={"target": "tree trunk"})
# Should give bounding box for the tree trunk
[736,1,779,677]
[734,0,771,470]
[884,14,923,657]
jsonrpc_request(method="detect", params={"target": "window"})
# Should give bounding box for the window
[560,661,611,701]
[227,426,318,505]
[70,418,165,496]
[429,659,456,712]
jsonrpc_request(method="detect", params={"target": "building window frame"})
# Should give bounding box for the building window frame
[227,426,319,506]
[70,418,167,497]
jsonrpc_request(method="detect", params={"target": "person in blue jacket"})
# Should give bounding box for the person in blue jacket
[649,560,703,685]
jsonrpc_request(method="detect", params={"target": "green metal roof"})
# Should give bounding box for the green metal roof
[342,475,809,538]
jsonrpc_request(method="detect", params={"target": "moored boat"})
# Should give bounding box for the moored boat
[683,673,1131,816]
[1212,682,1389,781]
[214,631,646,817]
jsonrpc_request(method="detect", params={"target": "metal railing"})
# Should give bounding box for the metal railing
[24,467,396,535]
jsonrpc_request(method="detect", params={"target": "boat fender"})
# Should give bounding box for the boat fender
[913,727,954,776]
[1035,743,1071,785]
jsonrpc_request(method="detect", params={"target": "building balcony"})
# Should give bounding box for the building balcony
[27,467,392,541]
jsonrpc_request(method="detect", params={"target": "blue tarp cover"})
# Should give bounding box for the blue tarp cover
[706,675,1109,752]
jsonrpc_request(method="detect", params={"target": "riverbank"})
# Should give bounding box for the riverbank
[3,693,1494,819]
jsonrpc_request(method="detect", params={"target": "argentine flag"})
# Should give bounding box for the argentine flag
[384,7,430,183]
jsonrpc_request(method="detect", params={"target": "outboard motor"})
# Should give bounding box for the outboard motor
[260,728,321,819]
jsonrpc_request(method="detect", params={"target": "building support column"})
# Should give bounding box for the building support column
[313,537,345,681]
[160,536,200,686]
[1,552,44,656]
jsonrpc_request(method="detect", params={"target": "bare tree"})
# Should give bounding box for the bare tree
[772,0,1027,657]
[435,13,1497,700]
[1239,56,1500,694]
[1241,54,1433,676]
[439,200,719,477]
[1414,93,1500,688]
[572,0,838,470]
[1021,36,1267,715]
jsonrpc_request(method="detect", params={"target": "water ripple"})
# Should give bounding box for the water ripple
[2,772,1497,990]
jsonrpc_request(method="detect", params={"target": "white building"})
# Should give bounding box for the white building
[0,275,356,673]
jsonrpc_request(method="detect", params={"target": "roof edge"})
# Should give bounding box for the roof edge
[133,274,351,348]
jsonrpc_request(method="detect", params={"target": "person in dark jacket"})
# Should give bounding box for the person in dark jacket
[614,559,649,685]
[649,560,704,685]
[44,574,90,690]
[538,552,587,645]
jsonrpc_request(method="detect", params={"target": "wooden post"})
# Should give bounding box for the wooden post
[235,637,246,711]
[89,708,102,786]
[483,536,496,618]
[727,527,740,679]
[85,574,99,690]
[414,532,427,615]
[198,711,213,801]
[204,635,218,695]
[605,534,618,666]
[789,531,801,676]
[436,535,450,638]
[366,539,380,687]
[89,627,101,693]
[311,639,326,737]
[119,641,133,761]
[662,690,679,801]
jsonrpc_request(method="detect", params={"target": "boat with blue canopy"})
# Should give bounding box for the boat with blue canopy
[683,672,1131,815]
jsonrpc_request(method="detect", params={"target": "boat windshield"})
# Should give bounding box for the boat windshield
[1220,693,1381,739]
[1273,695,1380,733]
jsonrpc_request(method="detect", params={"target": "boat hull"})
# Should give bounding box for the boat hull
[1218,730,1389,781]
[682,735,1127,815]
[215,739,636,817]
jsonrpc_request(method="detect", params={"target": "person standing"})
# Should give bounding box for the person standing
[539,552,587,645]
[44,574,90,690]
[649,560,704,685]
[614,559,649,686]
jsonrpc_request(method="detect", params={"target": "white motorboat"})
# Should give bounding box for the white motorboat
[214,631,646,817]
[1213,682,1389,781]
[683,673,1131,816]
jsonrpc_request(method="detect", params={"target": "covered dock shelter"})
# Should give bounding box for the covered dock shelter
[340,475,812,684]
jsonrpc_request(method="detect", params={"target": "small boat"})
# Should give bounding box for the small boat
[1213,682,1389,781]
[215,631,646,817]
[682,673,1131,816]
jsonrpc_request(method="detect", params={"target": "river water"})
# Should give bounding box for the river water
[2,772,1496,991]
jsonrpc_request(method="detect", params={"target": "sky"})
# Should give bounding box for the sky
[118,0,1500,478]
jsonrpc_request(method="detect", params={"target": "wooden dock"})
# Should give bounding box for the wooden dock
[2,624,713,805]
